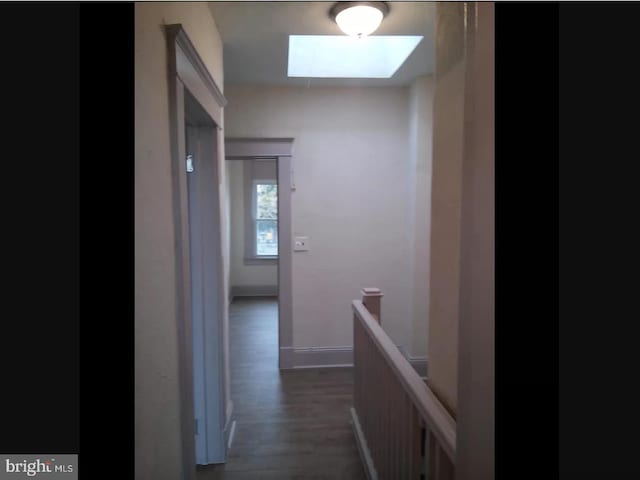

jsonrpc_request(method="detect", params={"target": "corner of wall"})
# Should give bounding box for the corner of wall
[408,71,435,361]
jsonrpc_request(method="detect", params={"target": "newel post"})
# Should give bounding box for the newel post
[361,288,384,324]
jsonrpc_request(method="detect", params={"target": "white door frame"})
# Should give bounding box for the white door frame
[185,116,225,465]
[165,24,228,478]
[225,138,294,369]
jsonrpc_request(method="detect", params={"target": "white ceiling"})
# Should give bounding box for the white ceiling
[208,1,435,87]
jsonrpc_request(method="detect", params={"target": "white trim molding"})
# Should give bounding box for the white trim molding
[277,345,427,372]
[397,345,428,378]
[409,356,428,378]
[225,138,294,158]
[166,24,227,110]
[278,346,354,369]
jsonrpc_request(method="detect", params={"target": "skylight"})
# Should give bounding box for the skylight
[287,35,423,79]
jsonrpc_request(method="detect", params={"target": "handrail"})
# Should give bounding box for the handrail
[352,299,457,462]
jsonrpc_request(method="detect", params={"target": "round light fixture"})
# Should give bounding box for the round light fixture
[329,2,389,38]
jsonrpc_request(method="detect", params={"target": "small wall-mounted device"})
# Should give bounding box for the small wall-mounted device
[294,236,310,251]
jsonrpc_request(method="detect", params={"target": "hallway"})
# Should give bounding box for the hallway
[196,297,365,479]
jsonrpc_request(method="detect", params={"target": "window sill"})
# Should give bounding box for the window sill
[244,256,278,266]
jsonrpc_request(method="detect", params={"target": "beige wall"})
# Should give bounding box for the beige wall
[135,3,224,479]
[227,160,278,288]
[426,14,496,479]
[456,3,495,479]
[224,86,413,351]
[407,75,435,359]
[427,1,466,414]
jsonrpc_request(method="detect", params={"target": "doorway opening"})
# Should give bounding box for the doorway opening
[221,138,293,472]
[225,156,280,445]
[184,89,227,465]
[225,138,294,374]
[226,157,279,298]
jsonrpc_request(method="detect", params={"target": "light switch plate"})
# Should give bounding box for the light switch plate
[294,236,310,251]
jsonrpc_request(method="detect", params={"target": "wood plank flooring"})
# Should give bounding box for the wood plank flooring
[195,297,366,479]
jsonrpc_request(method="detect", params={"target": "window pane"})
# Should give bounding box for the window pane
[256,220,278,256]
[256,184,277,220]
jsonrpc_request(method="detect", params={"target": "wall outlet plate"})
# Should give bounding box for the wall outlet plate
[294,236,310,251]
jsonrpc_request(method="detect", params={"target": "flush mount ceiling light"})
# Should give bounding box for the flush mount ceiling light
[329,1,390,38]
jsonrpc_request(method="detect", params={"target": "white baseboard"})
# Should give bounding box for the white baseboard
[289,346,353,368]
[277,345,427,373]
[396,345,428,378]
[350,407,378,480]
[410,357,428,378]
[231,285,278,297]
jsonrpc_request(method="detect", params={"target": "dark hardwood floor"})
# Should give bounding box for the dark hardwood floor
[195,297,366,479]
